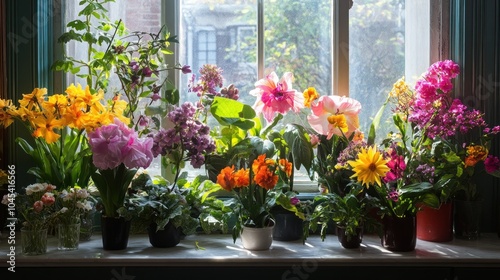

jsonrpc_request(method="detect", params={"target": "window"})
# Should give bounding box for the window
[195,30,217,69]
[61,0,441,193]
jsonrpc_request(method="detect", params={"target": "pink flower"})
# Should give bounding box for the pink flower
[250,72,304,122]
[309,133,320,147]
[307,95,361,140]
[33,200,44,212]
[121,136,154,169]
[41,192,55,206]
[88,118,154,170]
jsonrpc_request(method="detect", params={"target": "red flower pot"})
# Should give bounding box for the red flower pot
[416,201,454,242]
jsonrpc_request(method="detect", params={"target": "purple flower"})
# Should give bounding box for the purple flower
[149,102,215,168]
[181,65,192,74]
[142,67,153,77]
[150,92,161,101]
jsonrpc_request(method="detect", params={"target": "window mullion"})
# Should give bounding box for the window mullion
[257,0,264,79]
[333,0,350,96]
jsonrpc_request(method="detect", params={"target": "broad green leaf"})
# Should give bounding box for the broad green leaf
[210,96,256,130]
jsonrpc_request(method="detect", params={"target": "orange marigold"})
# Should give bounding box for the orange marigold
[254,166,278,190]
[465,145,488,167]
[216,166,236,191]
[279,158,293,177]
[233,168,250,188]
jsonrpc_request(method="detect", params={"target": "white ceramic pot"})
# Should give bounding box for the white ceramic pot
[240,220,275,251]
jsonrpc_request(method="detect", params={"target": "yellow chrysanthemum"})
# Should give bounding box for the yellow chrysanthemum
[348,146,390,188]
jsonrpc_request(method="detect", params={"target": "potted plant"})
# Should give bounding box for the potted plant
[378,61,500,241]
[305,184,381,249]
[126,173,199,248]
[212,142,292,250]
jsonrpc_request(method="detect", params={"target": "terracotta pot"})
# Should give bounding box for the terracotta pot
[416,201,454,242]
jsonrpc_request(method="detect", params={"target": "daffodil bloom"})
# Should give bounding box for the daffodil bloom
[307,95,361,140]
[348,146,390,188]
[250,71,304,122]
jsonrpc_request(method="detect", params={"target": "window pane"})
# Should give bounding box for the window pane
[180,1,258,104]
[349,0,406,140]
[263,0,333,96]
[179,1,333,191]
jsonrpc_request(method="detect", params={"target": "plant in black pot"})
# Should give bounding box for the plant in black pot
[127,173,199,248]
[305,184,381,249]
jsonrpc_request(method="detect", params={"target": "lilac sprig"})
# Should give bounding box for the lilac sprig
[150,102,216,173]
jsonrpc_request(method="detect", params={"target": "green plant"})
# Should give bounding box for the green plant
[126,173,199,235]
[305,184,381,242]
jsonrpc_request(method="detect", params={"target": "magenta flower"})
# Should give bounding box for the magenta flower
[290,196,300,205]
[484,155,500,173]
[307,95,361,140]
[250,72,304,122]
[384,154,406,183]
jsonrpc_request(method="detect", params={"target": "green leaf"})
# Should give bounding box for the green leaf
[67,19,87,31]
[210,97,256,130]
[368,97,389,145]
[283,124,314,172]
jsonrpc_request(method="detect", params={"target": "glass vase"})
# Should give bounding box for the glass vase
[79,208,96,241]
[57,223,81,250]
[454,199,482,240]
[21,228,48,255]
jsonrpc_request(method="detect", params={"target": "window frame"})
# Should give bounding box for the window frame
[160,0,447,193]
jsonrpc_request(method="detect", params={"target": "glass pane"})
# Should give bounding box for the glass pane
[349,0,406,141]
[180,1,258,105]
[263,0,333,97]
